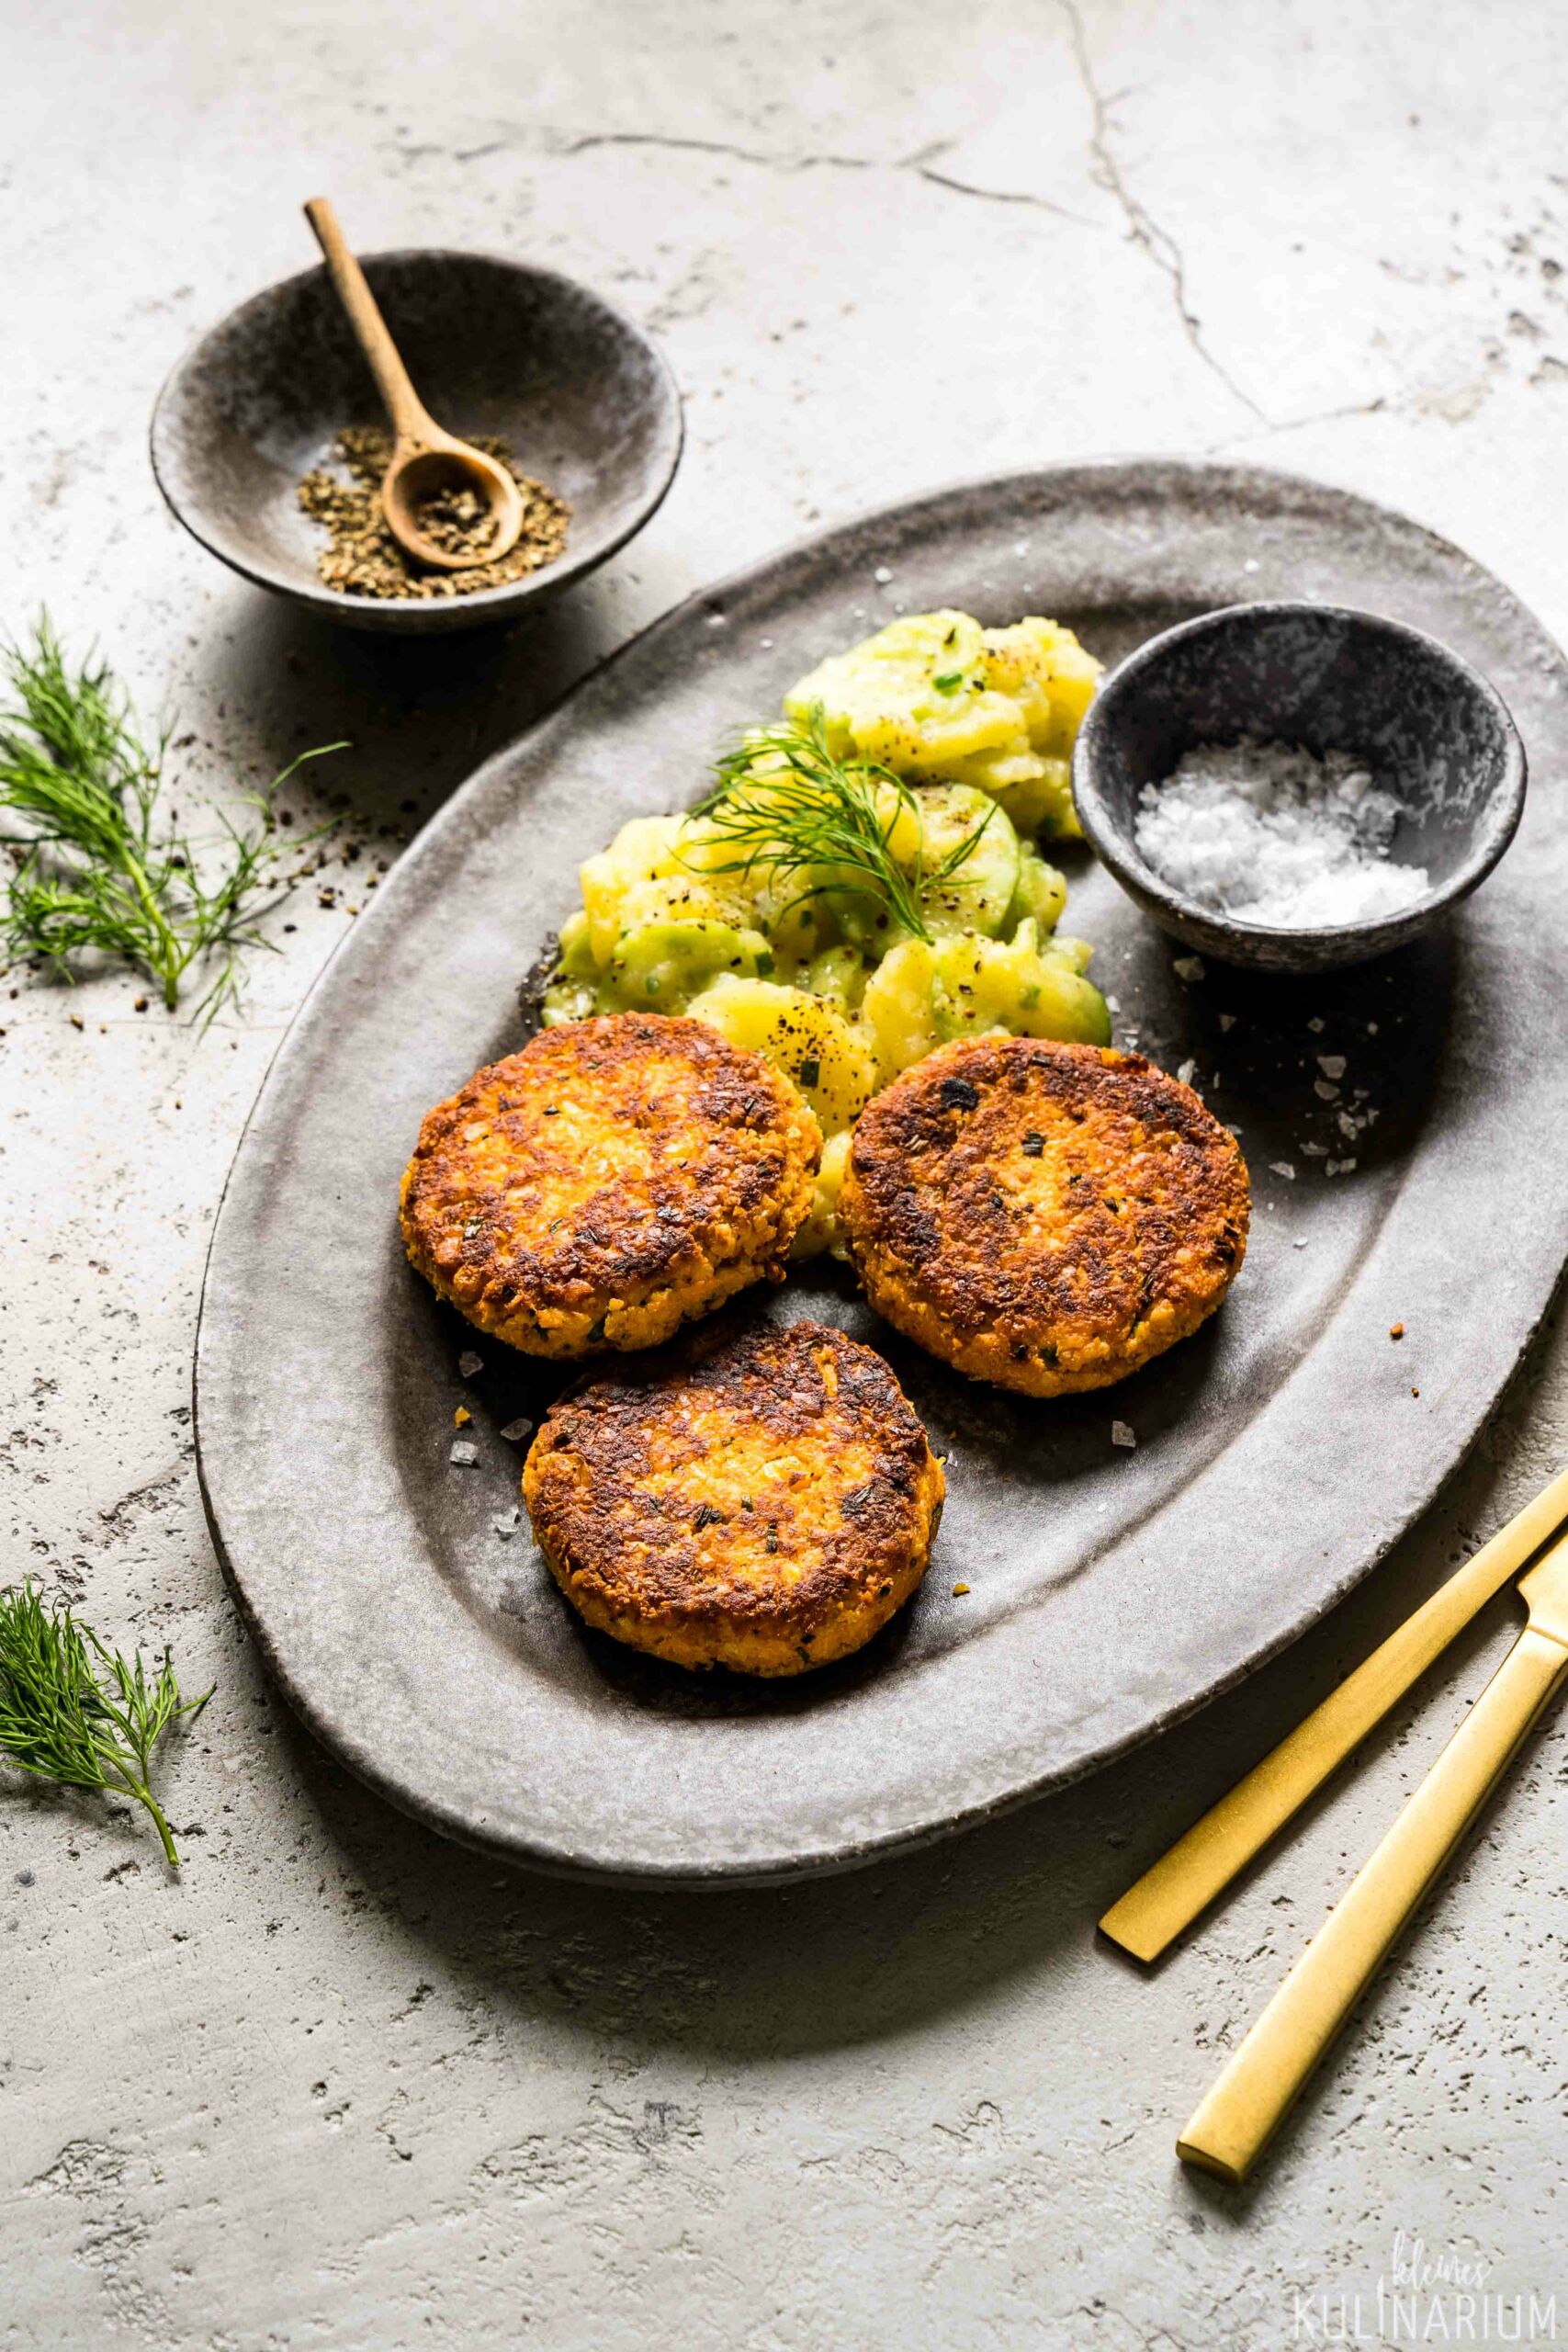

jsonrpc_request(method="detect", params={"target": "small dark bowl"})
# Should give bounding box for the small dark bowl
[1072,603,1527,972]
[151,250,683,636]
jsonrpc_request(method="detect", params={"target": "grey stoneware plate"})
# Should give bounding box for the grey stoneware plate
[151,250,682,636]
[1073,601,1528,974]
[195,460,1568,1886]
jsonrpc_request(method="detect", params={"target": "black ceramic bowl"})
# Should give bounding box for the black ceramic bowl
[151,250,683,636]
[1072,603,1527,972]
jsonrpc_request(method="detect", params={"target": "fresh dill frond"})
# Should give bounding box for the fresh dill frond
[0,1582,212,1869]
[689,704,990,945]
[0,616,344,1024]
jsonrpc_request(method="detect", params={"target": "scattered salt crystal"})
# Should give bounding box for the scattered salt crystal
[1177,1058,1198,1086]
[1325,1158,1358,1177]
[1301,1141,1327,1157]
[1111,1421,1137,1449]
[1316,1054,1348,1080]
[493,1508,521,1538]
[450,1440,479,1465]
[1013,540,1031,556]
[1367,1021,1379,1035]
[1314,1079,1340,1102]
[1293,1238,1309,1250]
[874,565,894,584]
[499,1416,534,1443]
[760,636,773,650]
[1308,1017,1325,1034]
[1172,956,1205,981]
[457,1350,484,1379]
[1134,740,1427,929]
[1244,558,1260,572]
[1104,993,1122,1012]
[1219,1013,1235,1032]
[1269,1161,1297,1181]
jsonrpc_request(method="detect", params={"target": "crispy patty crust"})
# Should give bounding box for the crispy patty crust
[523,1319,945,1675]
[400,1014,821,1358]
[840,1036,1249,1397]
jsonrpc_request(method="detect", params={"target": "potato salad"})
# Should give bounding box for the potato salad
[542,608,1110,1254]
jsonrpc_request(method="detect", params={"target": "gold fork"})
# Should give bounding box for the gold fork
[1174,1524,1568,2181]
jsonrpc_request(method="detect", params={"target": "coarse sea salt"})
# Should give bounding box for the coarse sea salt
[1134,738,1428,929]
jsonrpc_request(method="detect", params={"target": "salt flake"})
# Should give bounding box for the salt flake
[457,1350,484,1379]
[450,1440,479,1466]
[1172,956,1205,982]
[1316,1054,1348,1080]
[1111,1421,1137,1450]
[499,1416,534,1443]
[1269,1161,1297,1181]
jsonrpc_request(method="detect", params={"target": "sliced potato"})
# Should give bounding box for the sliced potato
[784,609,1099,841]
[860,937,941,1083]
[785,611,1029,781]
[931,922,1111,1047]
[685,974,878,1132]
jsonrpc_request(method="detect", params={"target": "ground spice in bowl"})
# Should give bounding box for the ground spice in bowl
[297,426,571,600]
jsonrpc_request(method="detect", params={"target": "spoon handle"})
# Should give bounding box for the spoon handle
[303,198,438,448]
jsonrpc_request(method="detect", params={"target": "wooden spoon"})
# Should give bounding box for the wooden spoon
[303,198,524,571]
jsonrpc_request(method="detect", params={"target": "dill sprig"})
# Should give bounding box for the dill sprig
[690,704,989,945]
[0,1582,212,1869]
[0,616,344,1024]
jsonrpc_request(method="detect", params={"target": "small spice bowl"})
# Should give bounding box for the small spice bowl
[151,251,683,636]
[1072,603,1527,973]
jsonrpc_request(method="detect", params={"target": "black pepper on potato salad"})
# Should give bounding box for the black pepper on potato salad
[542,609,1110,1254]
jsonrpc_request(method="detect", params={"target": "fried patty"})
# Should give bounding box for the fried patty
[522,1318,945,1675]
[400,1014,821,1358]
[840,1035,1249,1397]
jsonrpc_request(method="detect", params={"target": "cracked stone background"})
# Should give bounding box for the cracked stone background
[5,1,1567,2345]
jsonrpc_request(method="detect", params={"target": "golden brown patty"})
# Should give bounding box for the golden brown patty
[523,1318,945,1676]
[400,1014,821,1358]
[840,1035,1249,1397]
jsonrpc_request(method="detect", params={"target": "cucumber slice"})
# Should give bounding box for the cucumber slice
[826,784,1019,947]
[1004,848,1068,936]
[913,786,1020,938]
[603,920,773,1012]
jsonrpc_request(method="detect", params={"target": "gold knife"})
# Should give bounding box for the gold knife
[1175,1525,1568,2183]
[1100,1463,1568,1963]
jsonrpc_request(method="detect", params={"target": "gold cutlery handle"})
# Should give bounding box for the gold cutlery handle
[1100,1473,1568,1962]
[1177,1622,1568,2184]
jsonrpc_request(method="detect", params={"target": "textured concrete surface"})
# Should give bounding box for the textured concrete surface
[5,1,1567,2344]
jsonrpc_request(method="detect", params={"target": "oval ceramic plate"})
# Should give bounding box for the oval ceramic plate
[196,462,1568,1884]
